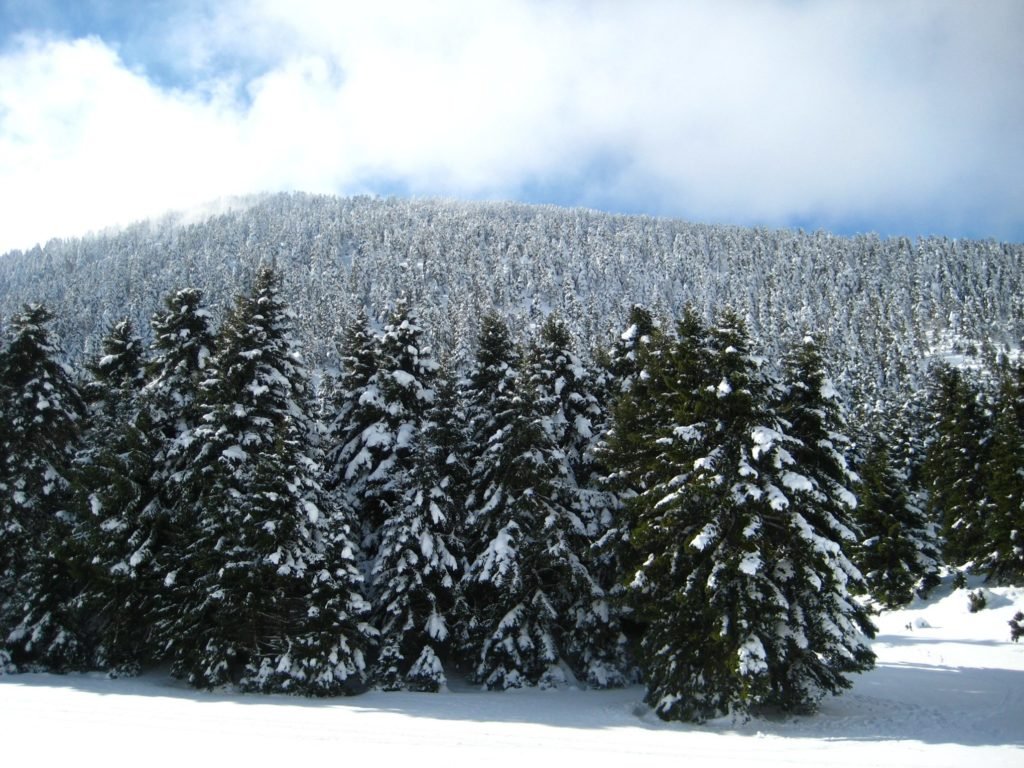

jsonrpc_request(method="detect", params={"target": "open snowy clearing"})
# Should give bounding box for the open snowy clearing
[2,579,1021,767]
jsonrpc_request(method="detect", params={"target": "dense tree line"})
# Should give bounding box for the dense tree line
[1,268,1021,722]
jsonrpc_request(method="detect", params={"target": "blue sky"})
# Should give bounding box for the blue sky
[1,0,1022,253]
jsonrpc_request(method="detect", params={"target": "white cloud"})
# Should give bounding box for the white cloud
[0,0,1022,253]
[0,35,253,251]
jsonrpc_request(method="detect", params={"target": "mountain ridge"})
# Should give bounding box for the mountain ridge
[1,191,1020,415]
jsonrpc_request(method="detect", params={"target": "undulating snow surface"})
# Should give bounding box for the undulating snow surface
[2,578,1021,767]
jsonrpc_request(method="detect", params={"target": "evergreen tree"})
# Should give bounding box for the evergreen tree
[0,304,88,668]
[599,307,676,565]
[606,304,660,395]
[979,360,1024,583]
[73,317,156,671]
[526,315,629,687]
[769,333,876,704]
[117,288,221,664]
[145,288,217,429]
[459,315,593,688]
[84,317,146,397]
[363,300,461,691]
[922,364,994,569]
[158,267,370,693]
[777,336,858,518]
[325,311,382,557]
[851,437,942,606]
[430,359,472,532]
[528,315,609,527]
[71,290,218,672]
[622,311,875,722]
[602,307,703,500]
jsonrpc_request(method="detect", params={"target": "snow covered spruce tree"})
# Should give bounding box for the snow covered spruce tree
[459,315,595,688]
[979,359,1024,583]
[73,317,159,671]
[622,310,875,722]
[429,358,471,532]
[71,290,218,672]
[528,315,612,537]
[525,314,630,687]
[83,317,146,399]
[922,364,994,571]
[599,306,673,559]
[361,299,463,691]
[128,286,220,640]
[606,305,661,397]
[851,436,942,607]
[144,287,217,456]
[325,311,382,557]
[0,304,88,669]
[158,267,370,693]
[772,334,878,693]
[601,306,688,501]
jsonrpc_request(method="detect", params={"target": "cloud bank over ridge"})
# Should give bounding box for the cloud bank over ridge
[1,0,1022,253]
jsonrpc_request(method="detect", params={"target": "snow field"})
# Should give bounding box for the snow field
[1,578,1021,767]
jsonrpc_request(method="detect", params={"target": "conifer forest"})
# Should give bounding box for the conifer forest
[0,193,1022,722]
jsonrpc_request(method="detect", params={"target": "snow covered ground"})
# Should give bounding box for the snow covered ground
[2,577,1021,767]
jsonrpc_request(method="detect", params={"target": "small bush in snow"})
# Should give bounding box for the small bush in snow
[1009,612,1024,642]
[967,590,987,613]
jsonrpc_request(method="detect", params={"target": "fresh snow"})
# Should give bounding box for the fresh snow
[739,551,762,575]
[302,500,319,523]
[221,445,247,461]
[780,470,814,493]
[391,369,417,388]
[1,577,1021,767]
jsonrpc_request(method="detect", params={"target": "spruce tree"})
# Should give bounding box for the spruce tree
[363,300,461,691]
[526,315,629,687]
[599,306,675,564]
[84,317,146,397]
[145,288,217,429]
[118,288,221,664]
[777,336,858,519]
[852,437,942,606]
[430,359,471,530]
[606,305,659,391]
[979,360,1024,583]
[0,304,88,669]
[459,315,595,688]
[769,333,875,709]
[74,317,156,671]
[159,267,370,693]
[72,290,219,672]
[922,364,994,570]
[325,311,382,557]
[623,311,875,722]
[602,307,701,499]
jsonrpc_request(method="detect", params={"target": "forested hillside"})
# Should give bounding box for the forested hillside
[2,194,1022,722]
[1,192,1020,415]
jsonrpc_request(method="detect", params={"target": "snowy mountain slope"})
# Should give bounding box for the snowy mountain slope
[0,193,1020,411]
[2,576,1020,767]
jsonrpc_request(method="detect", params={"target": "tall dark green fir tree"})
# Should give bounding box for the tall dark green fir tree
[979,358,1024,583]
[922,364,994,570]
[0,304,88,669]
[459,315,592,688]
[325,311,383,559]
[158,267,371,693]
[851,436,942,607]
[73,317,157,671]
[363,299,462,691]
[526,314,630,687]
[622,311,875,722]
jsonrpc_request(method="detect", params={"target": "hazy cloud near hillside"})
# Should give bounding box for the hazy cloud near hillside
[1,0,1022,253]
